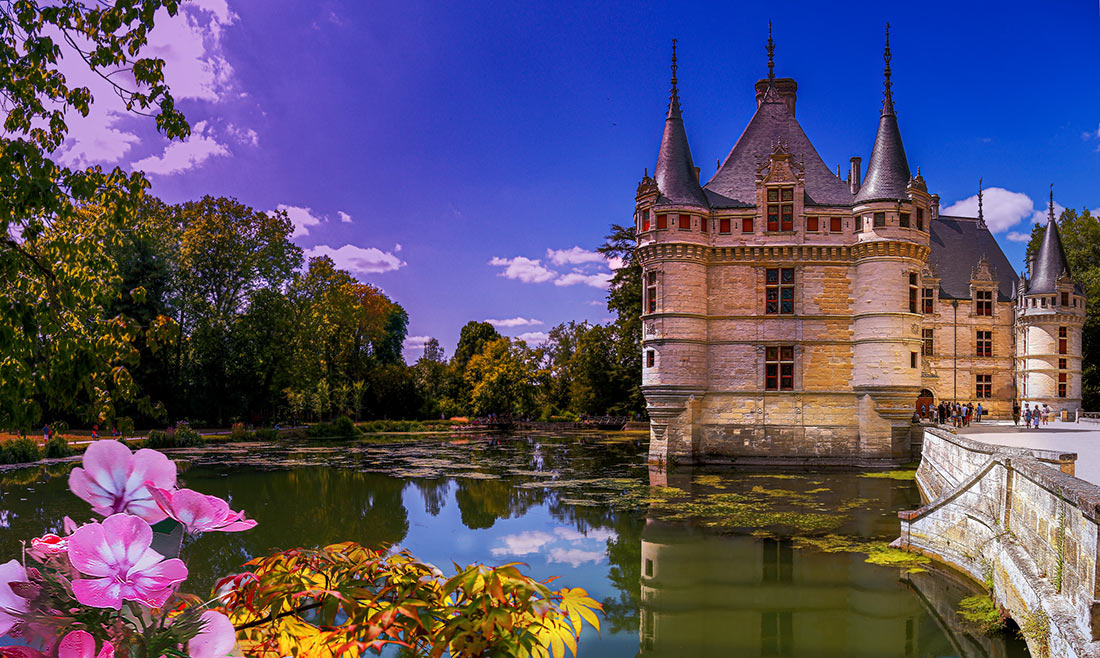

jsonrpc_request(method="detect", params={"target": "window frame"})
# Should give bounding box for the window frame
[922,287,935,314]
[900,212,910,228]
[922,328,934,356]
[873,212,886,228]
[829,216,842,233]
[678,214,691,230]
[909,273,919,313]
[1059,326,1068,355]
[656,213,668,230]
[765,267,795,315]
[765,346,795,391]
[645,271,658,314]
[719,217,731,234]
[742,217,754,233]
[975,373,992,399]
[975,289,993,317]
[976,330,992,358]
[806,216,818,232]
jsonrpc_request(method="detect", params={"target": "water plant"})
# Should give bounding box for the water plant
[956,595,1006,635]
[1018,606,1051,658]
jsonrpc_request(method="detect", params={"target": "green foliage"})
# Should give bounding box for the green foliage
[43,435,72,459]
[217,541,601,658]
[230,422,255,441]
[308,415,361,438]
[253,427,280,441]
[956,595,1006,635]
[116,417,135,438]
[1018,606,1050,658]
[0,437,42,465]
[359,419,430,433]
[145,423,203,449]
[465,338,538,417]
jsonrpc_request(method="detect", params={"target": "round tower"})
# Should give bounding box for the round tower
[1016,187,1085,416]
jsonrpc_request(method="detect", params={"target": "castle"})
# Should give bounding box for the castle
[636,29,1085,466]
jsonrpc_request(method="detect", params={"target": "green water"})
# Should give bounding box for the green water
[0,433,1028,657]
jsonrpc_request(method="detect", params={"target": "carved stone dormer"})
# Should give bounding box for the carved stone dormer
[757,138,805,187]
[969,255,997,285]
[636,169,659,202]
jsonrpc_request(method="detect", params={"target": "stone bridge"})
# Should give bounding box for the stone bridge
[897,426,1100,657]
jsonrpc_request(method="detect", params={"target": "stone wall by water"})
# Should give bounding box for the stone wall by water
[899,426,1100,657]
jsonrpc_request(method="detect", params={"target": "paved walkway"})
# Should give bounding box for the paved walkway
[960,420,1100,487]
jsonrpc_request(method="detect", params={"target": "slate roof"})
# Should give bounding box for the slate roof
[1028,217,1072,294]
[703,91,853,208]
[928,215,1020,302]
[654,108,709,208]
[853,109,911,203]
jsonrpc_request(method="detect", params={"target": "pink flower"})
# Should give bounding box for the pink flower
[0,559,29,636]
[67,514,187,610]
[57,630,114,658]
[188,610,237,658]
[28,533,68,560]
[147,486,257,535]
[68,440,177,523]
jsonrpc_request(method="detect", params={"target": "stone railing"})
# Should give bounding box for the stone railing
[1080,411,1100,424]
[898,427,1100,658]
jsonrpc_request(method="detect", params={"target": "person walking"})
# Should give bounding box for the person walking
[1013,401,1020,426]
[976,402,983,423]
[1024,405,1032,429]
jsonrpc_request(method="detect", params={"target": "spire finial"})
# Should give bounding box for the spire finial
[882,22,894,115]
[1049,183,1055,223]
[766,21,775,84]
[668,38,681,117]
[977,177,985,226]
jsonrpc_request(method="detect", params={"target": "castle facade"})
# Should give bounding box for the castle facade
[636,32,1085,466]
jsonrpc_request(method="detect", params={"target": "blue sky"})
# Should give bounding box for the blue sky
[58,0,1100,359]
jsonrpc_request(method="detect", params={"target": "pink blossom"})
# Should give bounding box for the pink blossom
[188,610,237,658]
[147,486,257,535]
[57,630,114,658]
[0,559,29,636]
[68,440,177,523]
[28,533,68,560]
[67,514,187,610]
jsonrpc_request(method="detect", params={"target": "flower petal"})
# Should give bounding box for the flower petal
[76,441,137,513]
[72,577,123,610]
[100,514,153,571]
[0,559,29,636]
[188,610,237,658]
[57,630,97,658]
[67,522,114,577]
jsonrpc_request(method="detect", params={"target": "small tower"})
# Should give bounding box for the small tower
[1016,186,1085,415]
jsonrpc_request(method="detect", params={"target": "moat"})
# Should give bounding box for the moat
[0,433,1029,656]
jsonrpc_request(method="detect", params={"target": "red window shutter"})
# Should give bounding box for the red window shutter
[720,218,731,233]
[656,214,667,229]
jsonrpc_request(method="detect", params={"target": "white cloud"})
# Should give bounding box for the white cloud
[130,120,230,175]
[489,256,557,283]
[1082,123,1100,149]
[404,336,432,351]
[275,204,324,238]
[337,211,352,224]
[1006,231,1032,243]
[486,318,543,328]
[548,547,605,567]
[515,331,549,345]
[490,531,555,557]
[393,243,403,252]
[941,187,1034,233]
[546,246,606,267]
[1028,201,1065,227]
[555,271,613,289]
[553,526,617,543]
[226,123,258,146]
[304,244,406,274]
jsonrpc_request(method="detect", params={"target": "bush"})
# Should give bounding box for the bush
[357,419,428,433]
[50,420,69,436]
[173,422,204,447]
[117,417,135,438]
[230,422,254,441]
[0,437,42,465]
[43,436,72,459]
[307,415,360,438]
[253,427,279,441]
[145,429,172,449]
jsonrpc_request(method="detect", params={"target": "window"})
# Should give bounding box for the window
[678,214,691,230]
[922,329,934,356]
[1059,326,1067,354]
[742,217,754,233]
[806,216,818,232]
[656,214,667,230]
[1061,292,1069,306]
[765,346,794,391]
[767,188,793,231]
[761,611,793,657]
[701,216,708,233]
[830,216,842,232]
[975,290,993,316]
[910,352,917,368]
[646,271,657,313]
[644,559,653,577]
[873,212,886,228]
[922,287,934,313]
[976,374,992,399]
[762,538,792,583]
[909,273,918,313]
[1059,373,1068,398]
[900,212,910,228]
[976,330,992,357]
[719,218,731,233]
[641,211,650,232]
[766,268,795,315]
[646,350,655,368]
[916,208,925,231]
[1059,358,1067,370]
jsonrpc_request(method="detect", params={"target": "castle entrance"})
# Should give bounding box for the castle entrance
[916,389,935,417]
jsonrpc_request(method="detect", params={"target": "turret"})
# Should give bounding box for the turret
[853,23,910,205]
[653,40,708,210]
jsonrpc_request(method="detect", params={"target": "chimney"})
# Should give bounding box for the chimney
[754,78,798,116]
[930,194,940,219]
[848,157,862,194]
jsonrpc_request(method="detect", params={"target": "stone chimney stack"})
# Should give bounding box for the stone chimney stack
[754,78,797,116]
[930,194,940,219]
[848,157,862,194]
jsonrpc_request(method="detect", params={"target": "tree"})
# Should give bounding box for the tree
[465,338,536,417]
[0,1,189,428]
[598,223,646,415]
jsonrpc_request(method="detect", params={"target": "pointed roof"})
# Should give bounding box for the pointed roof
[929,216,1019,302]
[1028,186,1072,294]
[653,39,708,209]
[853,23,911,204]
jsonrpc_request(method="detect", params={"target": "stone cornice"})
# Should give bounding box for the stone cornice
[637,240,930,266]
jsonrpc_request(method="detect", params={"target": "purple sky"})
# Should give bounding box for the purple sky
[55,0,1100,360]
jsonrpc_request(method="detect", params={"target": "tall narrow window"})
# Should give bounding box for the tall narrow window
[909,273,918,313]
[780,188,794,231]
[656,214,667,230]
[645,271,657,313]
[916,208,925,231]
[765,346,795,391]
[922,329,934,356]
[742,217,754,233]
[910,352,917,368]
[765,268,795,315]
[1059,358,1067,370]
[1061,292,1069,306]
[830,216,842,232]
[701,216,708,233]
[976,330,992,357]
[646,350,655,368]
[1059,373,1068,398]
[719,218,731,233]
[900,212,910,228]
[767,188,779,231]
[976,374,992,399]
[678,214,690,230]
[1059,326,1067,354]
[975,290,993,316]
[641,211,651,232]
[761,611,793,657]
[873,212,886,228]
[806,216,818,232]
[922,287,934,313]
[762,538,793,583]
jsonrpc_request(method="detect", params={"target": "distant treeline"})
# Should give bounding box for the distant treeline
[1,189,643,429]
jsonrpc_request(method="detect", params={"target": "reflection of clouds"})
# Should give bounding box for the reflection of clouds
[548,547,605,567]
[553,527,616,543]
[0,510,10,529]
[490,531,555,557]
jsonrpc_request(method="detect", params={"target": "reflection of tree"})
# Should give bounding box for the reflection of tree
[600,515,644,634]
[412,478,450,517]
[453,478,546,530]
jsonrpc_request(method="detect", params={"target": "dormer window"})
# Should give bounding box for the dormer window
[767,187,794,232]
[975,290,993,316]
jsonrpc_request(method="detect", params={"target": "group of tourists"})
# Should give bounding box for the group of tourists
[918,401,984,427]
[1013,402,1052,429]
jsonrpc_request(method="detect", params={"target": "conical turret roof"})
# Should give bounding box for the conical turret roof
[1029,189,1072,294]
[653,41,708,209]
[854,24,911,204]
